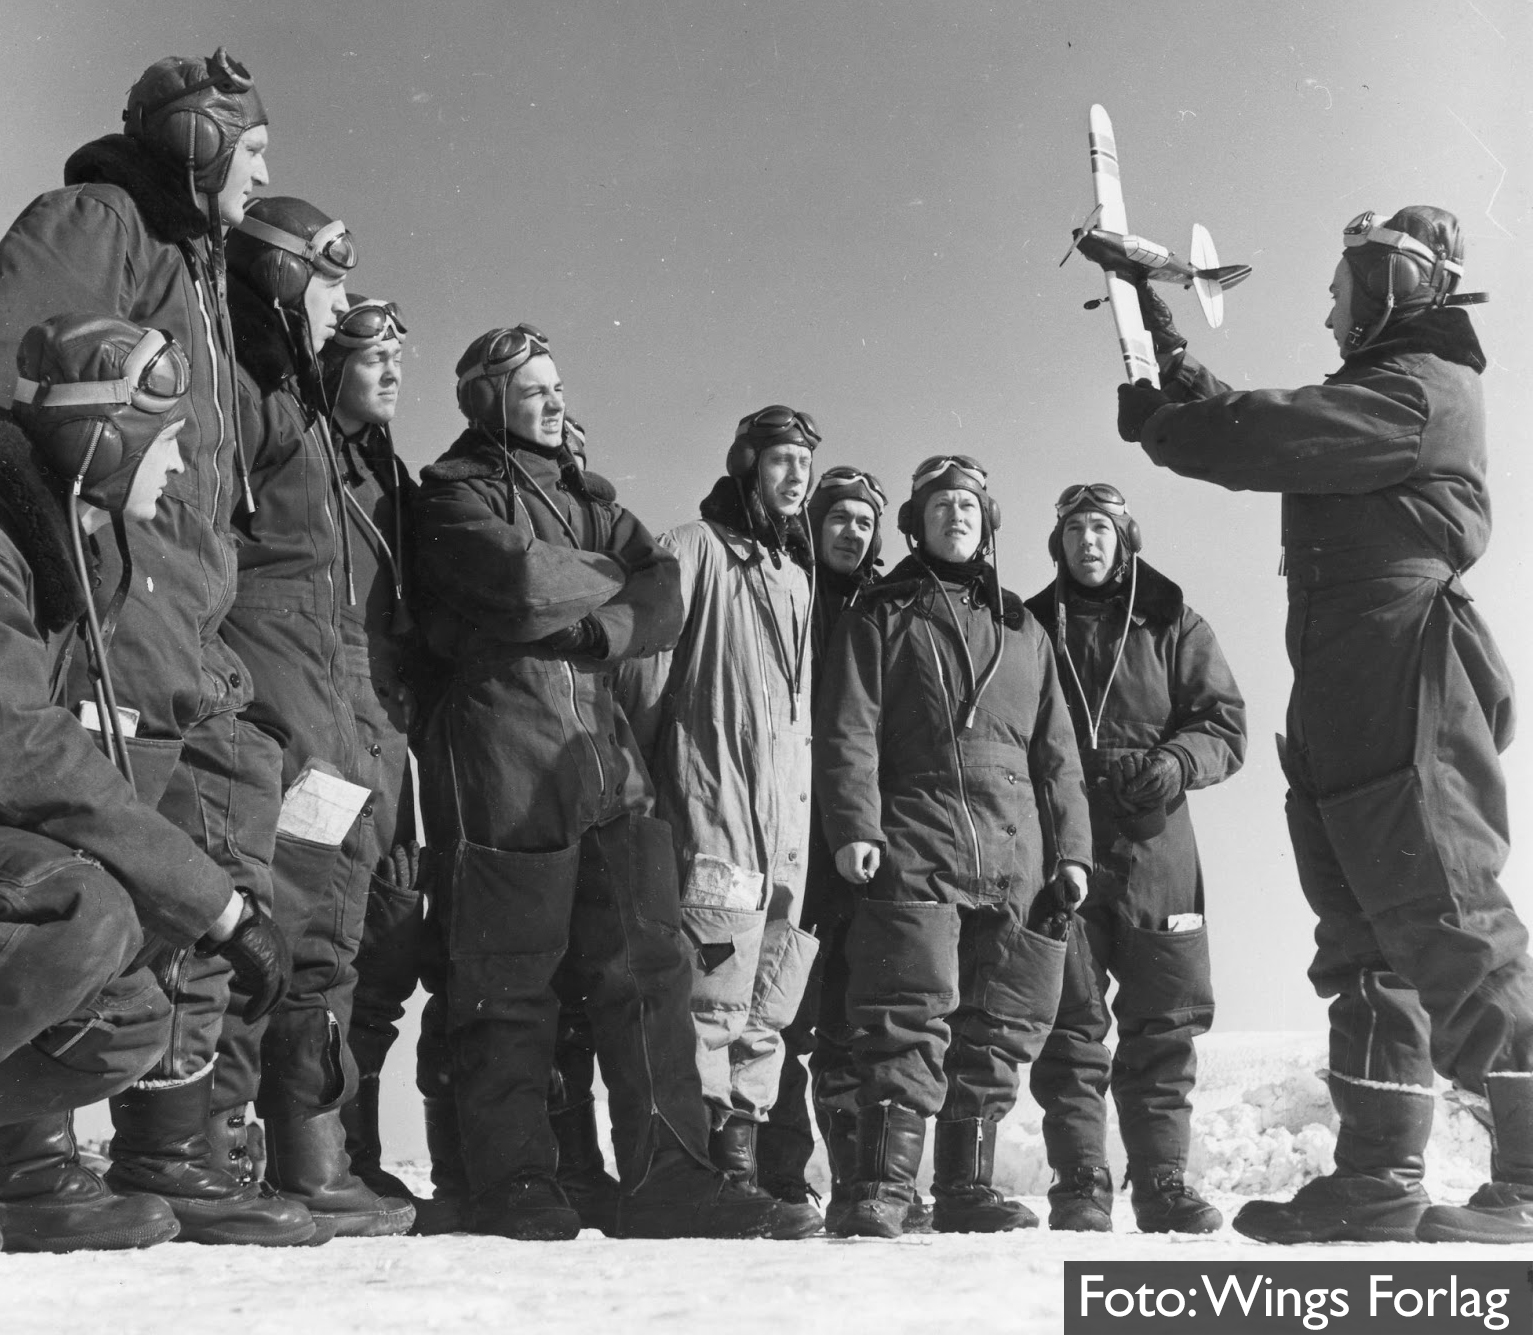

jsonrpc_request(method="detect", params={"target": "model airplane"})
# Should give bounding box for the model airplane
[1063,104,1251,381]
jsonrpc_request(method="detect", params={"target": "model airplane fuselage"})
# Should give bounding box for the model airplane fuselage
[1072,215,1251,301]
[1070,104,1252,380]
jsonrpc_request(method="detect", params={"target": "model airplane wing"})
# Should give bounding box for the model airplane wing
[1088,105,1156,383]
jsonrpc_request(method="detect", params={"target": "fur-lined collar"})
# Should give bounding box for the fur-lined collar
[867,552,1025,627]
[0,417,87,633]
[1342,305,1486,375]
[63,135,211,245]
[1023,558,1184,635]
[698,475,812,570]
[421,427,618,503]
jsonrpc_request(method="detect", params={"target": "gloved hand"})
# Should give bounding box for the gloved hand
[1117,379,1170,442]
[543,614,609,660]
[377,839,421,895]
[199,898,293,1023]
[1027,864,1088,940]
[1136,282,1187,359]
[1111,748,1184,811]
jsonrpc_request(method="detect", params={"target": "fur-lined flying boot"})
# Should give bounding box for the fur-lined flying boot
[1233,1076,1432,1243]
[0,1112,180,1252]
[1418,1072,1533,1243]
[615,1121,776,1239]
[817,1105,858,1235]
[832,1103,926,1239]
[931,1117,1037,1233]
[711,1114,822,1238]
[263,1103,415,1237]
[106,1081,316,1246]
[1129,1166,1222,1234]
[1048,1165,1113,1232]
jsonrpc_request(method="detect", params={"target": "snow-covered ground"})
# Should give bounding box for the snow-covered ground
[11,1033,1516,1335]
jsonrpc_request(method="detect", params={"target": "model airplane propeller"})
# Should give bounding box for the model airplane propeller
[1065,104,1252,381]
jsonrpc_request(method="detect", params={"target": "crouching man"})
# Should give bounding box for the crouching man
[0,315,290,1252]
[815,456,1093,1238]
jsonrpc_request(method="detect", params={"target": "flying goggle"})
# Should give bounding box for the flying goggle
[734,405,821,448]
[456,324,552,392]
[1055,482,1129,519]
[813,466,887,514]
[911,455,988,493]
[1341,211,1488,307]
[12,329,191,415]
[236,215,357,279]
[333,299,407,350]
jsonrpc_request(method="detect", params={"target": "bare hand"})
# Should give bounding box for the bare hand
[835,841,882,885]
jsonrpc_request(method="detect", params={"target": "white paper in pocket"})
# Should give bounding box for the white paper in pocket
[276,763,372,846]
[683,854,764,911]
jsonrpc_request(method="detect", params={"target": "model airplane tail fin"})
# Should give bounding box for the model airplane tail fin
[1189,223,1242,329]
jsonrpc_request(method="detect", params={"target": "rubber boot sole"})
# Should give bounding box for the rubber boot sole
[320,1198,417,1238]
[0,1200,180,1253]
[1232,1198,1426,1244]
[1417,1203,1533,1244]
[769,1200,824,1239]
[1049,1202,1113,1232]
[831,1199,905,1239]
[933,1200,1039,1234]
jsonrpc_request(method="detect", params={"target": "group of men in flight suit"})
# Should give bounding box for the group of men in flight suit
[0,45,1527,1255]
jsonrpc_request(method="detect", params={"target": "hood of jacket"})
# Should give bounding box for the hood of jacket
[0,417,87,633]
[1344,305,1486,376]
[63,135,211,246]
[1023,557,1184,636]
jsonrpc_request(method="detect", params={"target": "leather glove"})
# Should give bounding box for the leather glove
[377,839,421,895]
[199,898,293,1024]
[543,614,609,660]
[1117,379,1170,442]
[1117,748,1184,810]
[1136,282,1187,359]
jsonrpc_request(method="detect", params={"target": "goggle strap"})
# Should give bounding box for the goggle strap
[1344,221,1463,277]
[457,330,549,390]
[13,376,131,408]
[237,216,354,273]
[911,459,987,493]
[14,331,179,409]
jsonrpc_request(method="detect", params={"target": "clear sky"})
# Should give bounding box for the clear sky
[3,0,1528,1051]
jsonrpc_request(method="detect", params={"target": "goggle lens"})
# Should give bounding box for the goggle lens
[1055,483,1128,517]
[336,301,406,345]
[911,456,987,493]
[735,405,821,446]
[814,467,887,512]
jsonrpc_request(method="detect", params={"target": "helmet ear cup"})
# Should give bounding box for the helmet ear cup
[457,374,504,425]
[725,438,756,480]
[48,417,126,489]
[242,248,311,309]
[896,499,914,539]
[148,106,231,186]
[1121,516,1142,554]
